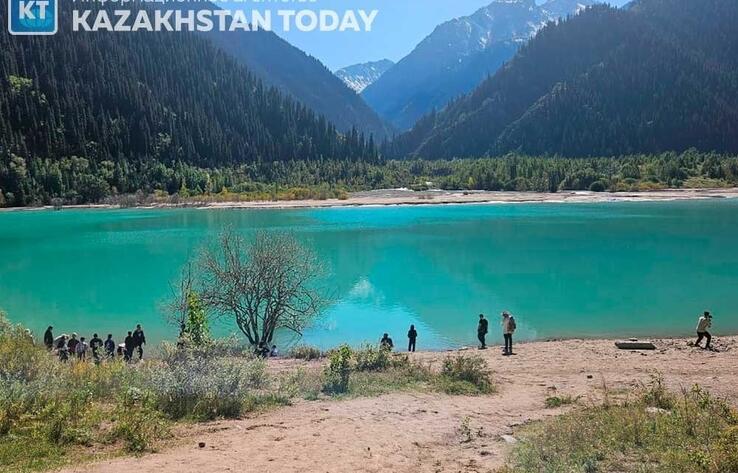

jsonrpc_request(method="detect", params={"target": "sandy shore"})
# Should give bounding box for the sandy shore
[5,187,738,213]
[58,335,738,473]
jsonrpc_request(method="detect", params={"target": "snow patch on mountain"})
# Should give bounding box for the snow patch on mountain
[335,59,395,93]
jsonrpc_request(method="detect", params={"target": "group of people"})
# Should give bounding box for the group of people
[380,310,716,355]
[39,311,717,363]
[255,341,279,358]
[43,324,147,363]
[379,311,519,355]
[477,311,517,355]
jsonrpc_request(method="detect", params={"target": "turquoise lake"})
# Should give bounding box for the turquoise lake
[1,199,737,349]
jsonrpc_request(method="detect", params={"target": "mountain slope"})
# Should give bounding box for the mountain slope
[203,19,391,140]
[335,60,395,93]
[0,3,377,206]
[362,0,595,130]
[389,0,738,158]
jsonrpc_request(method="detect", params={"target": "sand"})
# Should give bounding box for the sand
[5,187,738,212]
[57,336,738,473]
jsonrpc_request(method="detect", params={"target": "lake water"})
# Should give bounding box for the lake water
[1,200,737,350]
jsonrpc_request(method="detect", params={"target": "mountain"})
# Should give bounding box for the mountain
[204,25,392,140]
[388,0,738,158]
[0,3,377,207]
[362,0,596,130]
[335,60,395,93]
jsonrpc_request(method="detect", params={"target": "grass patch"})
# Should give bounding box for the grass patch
[288,345,323,361]
[0,313,273,471]
[545,395,578,409]
[502,378,738,473]
[320,346,494,398]
[435,355,495,395]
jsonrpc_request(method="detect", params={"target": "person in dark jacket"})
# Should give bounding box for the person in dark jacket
[123,331,135,362]
[104,334,116,359]
[132,324,146,360]
[44,326,54,350]
[477,314,489,349]
[90,333,103,363]
[380,333,394,350]
[407,325,417,352]
[67,333,79,357]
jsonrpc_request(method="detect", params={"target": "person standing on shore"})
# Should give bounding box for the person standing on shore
[67,333,79,358]
[695,311,713,350]
[501,311,517,356]
[407,325,417,352]
[44,326,54,350]
[56,335,68,362]
[76,337,89,360]
[477,314,489,349]
[104,334,116,359]
[90,333,103,363]
[124,331,135,362]
[133,324,146,360]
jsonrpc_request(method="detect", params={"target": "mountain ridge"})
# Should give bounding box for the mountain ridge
[387,0,738,158]
[362,0,596,130]
[335,60,395,93]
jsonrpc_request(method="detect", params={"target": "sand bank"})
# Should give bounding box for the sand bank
[5,187,738,213]
[57,335,738,473]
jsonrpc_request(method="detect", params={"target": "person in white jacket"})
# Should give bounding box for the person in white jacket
[695,311,713,350]
[501,311,517,356]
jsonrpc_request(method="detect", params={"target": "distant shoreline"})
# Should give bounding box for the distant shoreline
[3,187,738,213]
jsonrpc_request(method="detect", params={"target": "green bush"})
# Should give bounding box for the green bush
[288,345,323,361]
[436,355,494,395]
[143,342,267,420]
[589,181,607,192]
[545,395,577,409]
[354,344,392,372]
[112,388,170,453]
[323,345,352,395]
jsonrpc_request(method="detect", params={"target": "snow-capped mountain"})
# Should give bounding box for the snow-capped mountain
[362,0,598,130]
[335,60,395,93]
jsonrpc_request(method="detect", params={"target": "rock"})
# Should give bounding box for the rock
[645,407,670,415]
[500,435,518,444]
[198,442,206,448]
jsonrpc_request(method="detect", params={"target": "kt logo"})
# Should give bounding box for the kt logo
[8,0,57,35]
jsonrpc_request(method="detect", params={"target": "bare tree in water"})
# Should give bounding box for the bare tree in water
[199,230,325,347]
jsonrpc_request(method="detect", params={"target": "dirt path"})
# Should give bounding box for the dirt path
[59,337,738,473]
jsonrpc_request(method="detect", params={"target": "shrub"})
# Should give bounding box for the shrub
[288,345,323,361]
[504,381,738,473]
[436,355,493,395]
[589,181,607,192]
[545,395,577,409]
[143,343,267,420]
[323,345,352,395]
[354,344,392,372]
[112,388,170,453]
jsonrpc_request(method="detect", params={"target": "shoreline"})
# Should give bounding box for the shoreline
[57,334,738,473]
[2,187,738,213]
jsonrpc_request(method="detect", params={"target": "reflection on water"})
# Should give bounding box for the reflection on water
[1,200,737,349]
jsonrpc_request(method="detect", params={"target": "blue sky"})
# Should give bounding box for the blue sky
[224,0,629,70]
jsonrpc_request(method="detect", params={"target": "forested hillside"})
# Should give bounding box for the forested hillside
[203,13,392,140]
[363,0,593,130]
[388,0,738,158]
[0,3,377,207]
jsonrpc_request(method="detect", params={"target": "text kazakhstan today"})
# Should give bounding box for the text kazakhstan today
[70,6,379,32]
